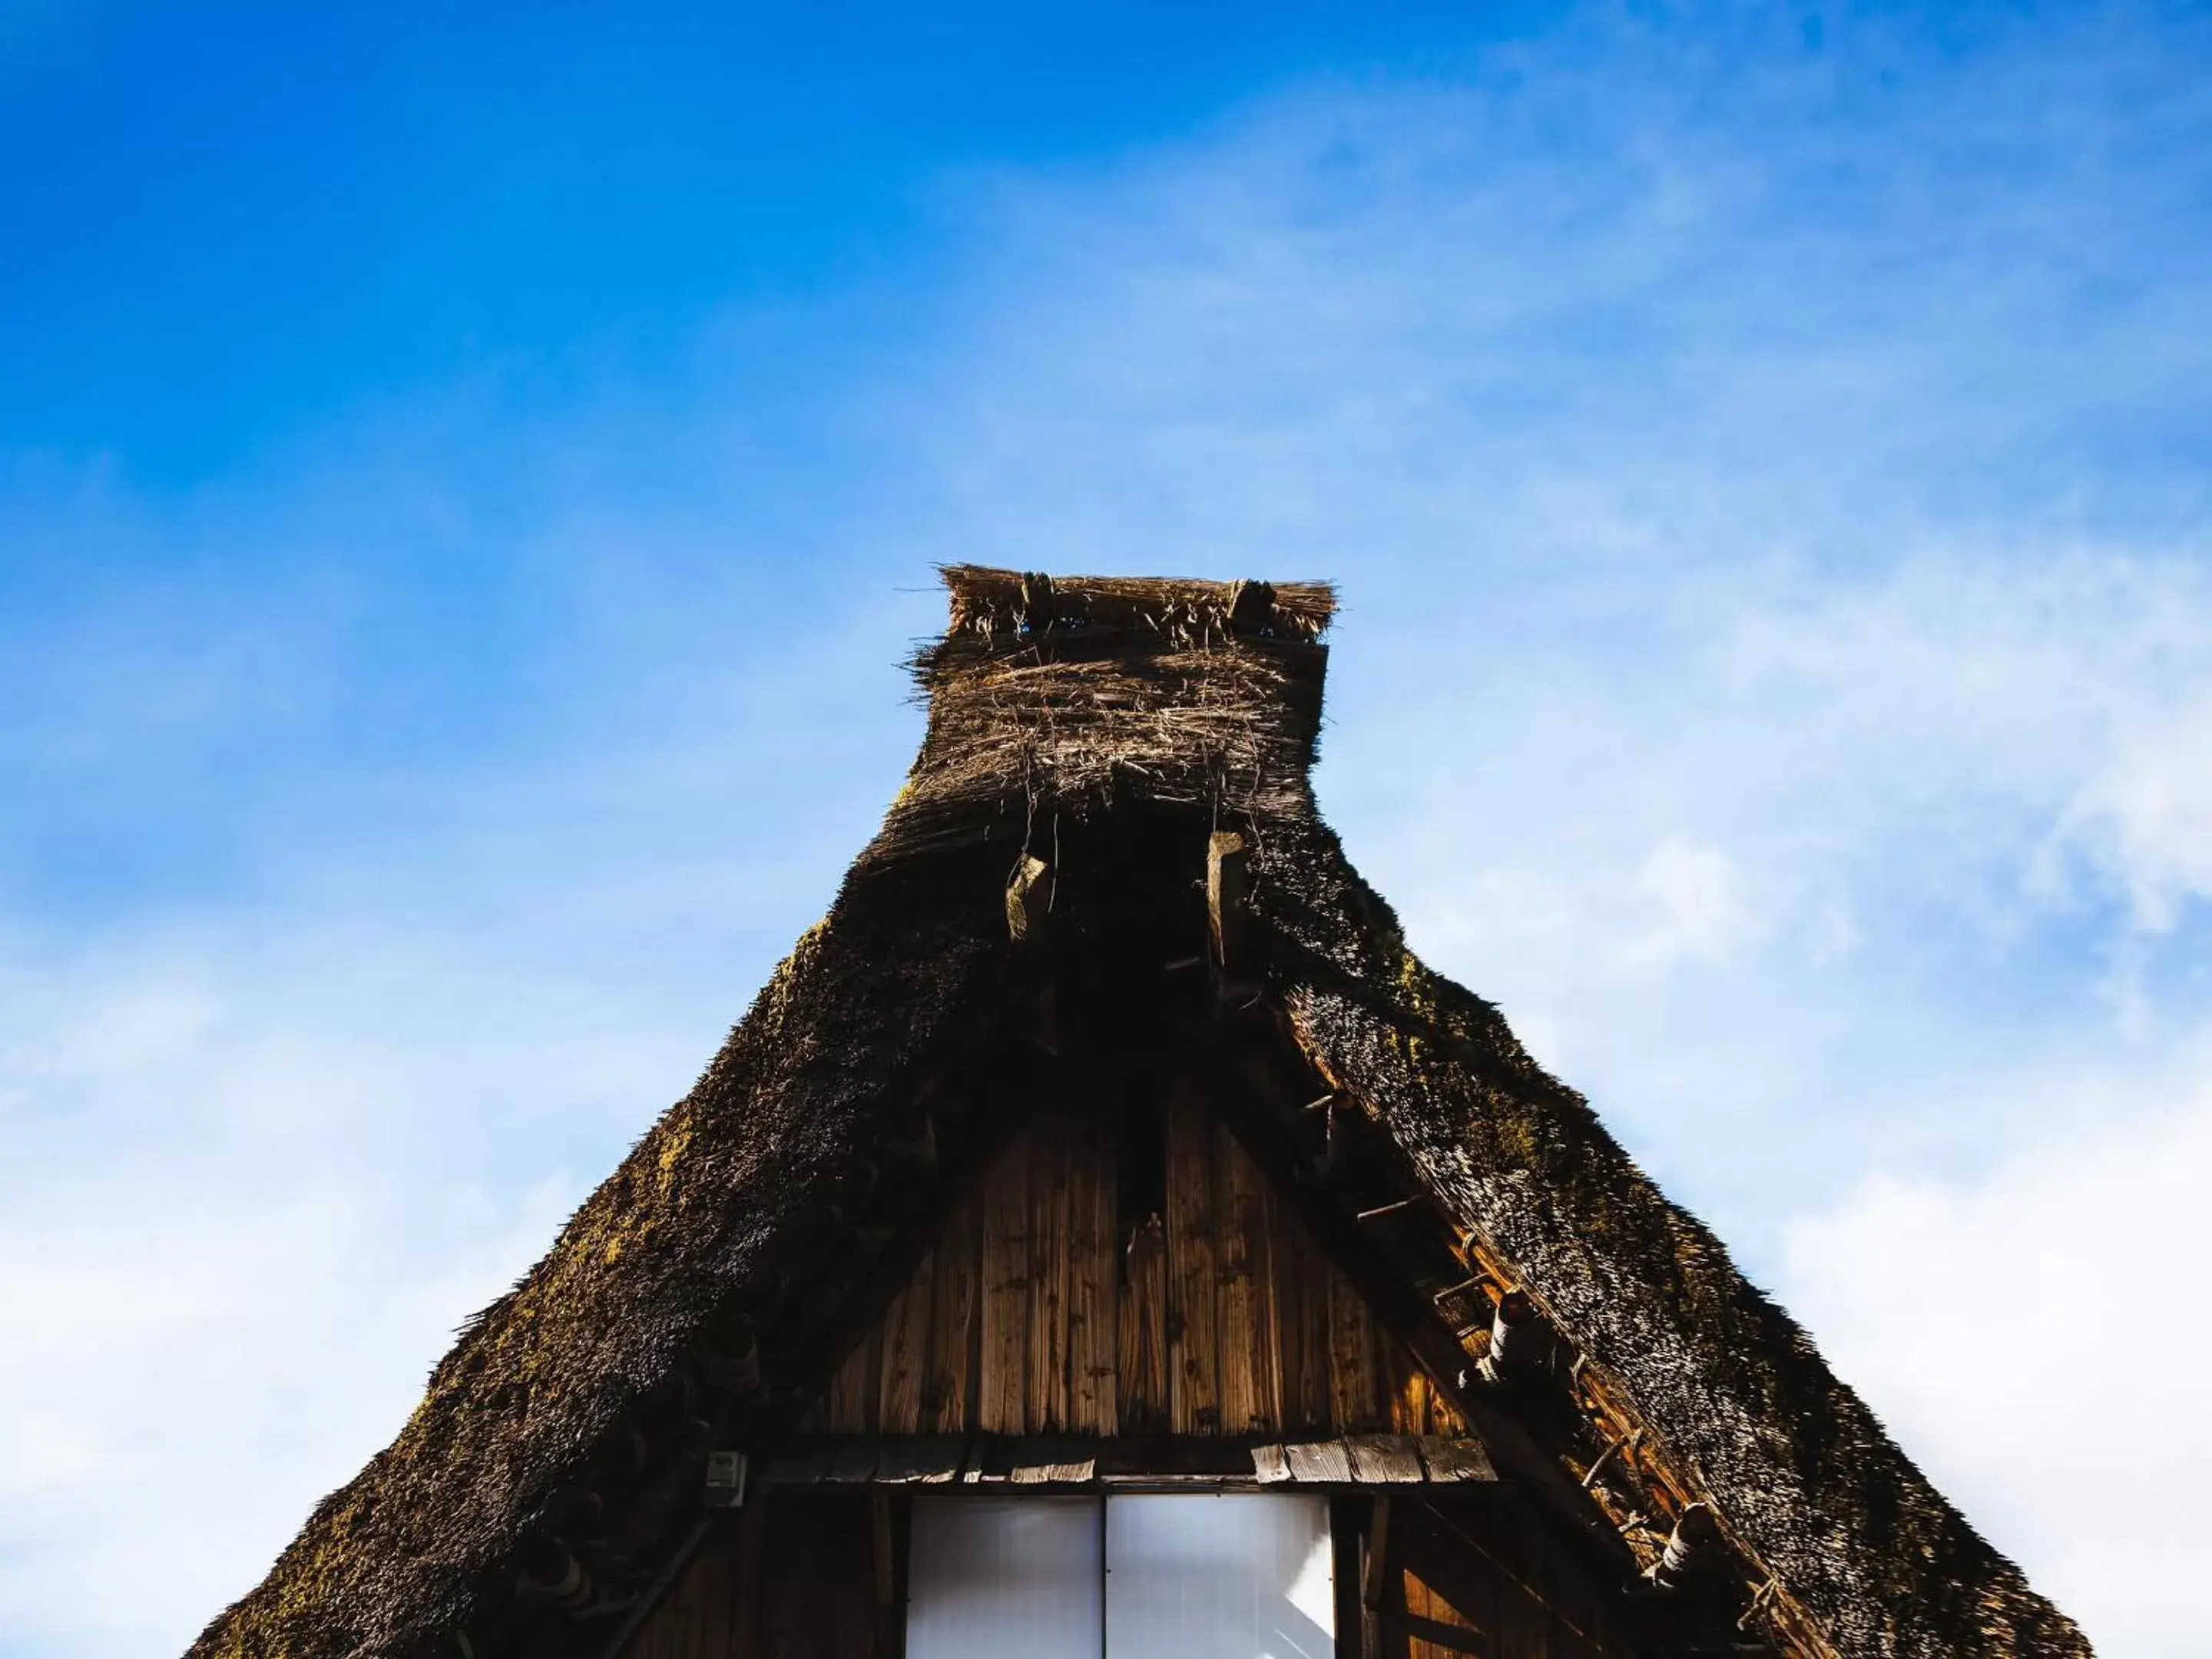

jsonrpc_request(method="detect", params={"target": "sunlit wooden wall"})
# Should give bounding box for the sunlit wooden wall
[808,1092,1465,1439]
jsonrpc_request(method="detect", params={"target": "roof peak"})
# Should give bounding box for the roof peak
[939,565,1336,645]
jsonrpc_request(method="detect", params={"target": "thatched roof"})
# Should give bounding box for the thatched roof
[190,566,2088,1659]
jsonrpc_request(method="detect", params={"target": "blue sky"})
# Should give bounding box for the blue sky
[5,3,2211,1655]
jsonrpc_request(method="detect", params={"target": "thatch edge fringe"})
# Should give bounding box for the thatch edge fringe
[187,851,1014,1659]
[1254,817,2091,1659]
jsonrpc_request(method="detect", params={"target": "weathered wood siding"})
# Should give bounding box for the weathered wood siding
[807,1094,1465,1438]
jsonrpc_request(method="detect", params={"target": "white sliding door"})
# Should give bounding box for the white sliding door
[907,1496,1103,1659]
[1105,1493,1336,1659]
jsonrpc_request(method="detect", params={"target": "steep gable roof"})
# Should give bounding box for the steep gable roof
[190,567,2088,1659]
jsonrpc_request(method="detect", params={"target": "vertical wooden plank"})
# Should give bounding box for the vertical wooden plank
[979,1130,1031,1435]
[871,1493,898,1657]
[1118,1211,1168,1432]
[618,1579,656,1659]
[1381,1336,1431,1435]
[1330,1262,1382,1432]
[671,1520,710,1659]
[1534,1512,1588,1659]
[1027,1115,1072,1432]
[1476,1496,1518,1659]
[763,1498,808,1659]
[1268,1183,1305,1432]
[690,1518,737,1659]
[1394,1504,1499,1659]
[1290,1211,1335,1434]
[924,1194,980,1433]
[888,1494,914,1659]
[1362,1496,1406,1659]
[826,1325,880,1433]
[1216,1121,1280,1435]
[1067,1109,1117,1435]
[839,1495,883,1659]
[877,1248,935,1436]
[764,1497,880,1659]
[1402,1571,1432,1659]
[1400,1565,1488,1659]
[1165,1088,1223,1435]
[1427,1379,1468,1439]
[731,1495,771,1657]
[1333,1496,1367,1659]
[1491,1495,1547,1659]
[1438,1497,1504,1659]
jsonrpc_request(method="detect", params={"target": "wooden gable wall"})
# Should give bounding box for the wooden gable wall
[806,1088,1468,1439]
[610,1089,1654,1659]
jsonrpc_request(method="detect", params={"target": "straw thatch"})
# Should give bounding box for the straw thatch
[189,567,2088,1659]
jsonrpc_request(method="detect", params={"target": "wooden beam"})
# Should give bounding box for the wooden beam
[1165,1088,1223,1434]
[1207,831,1250,982]
[1217,1118,1280,1435]
[979,1134,1032,1435]
[872,1494,896,1608]
[1067,1111,1117,1436]
[1207,831,1247,956]
[730,1498,770,1658]
[1363,1498,1393,1602]
[1332,1496,1366,1659]
[1025,1114,1072,1434]
[922,1201,979,1434]
[1117,1213,1168,1432]
[1361,1496,1395,1659]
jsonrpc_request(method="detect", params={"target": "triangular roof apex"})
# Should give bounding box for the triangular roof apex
[939,564,1336,643]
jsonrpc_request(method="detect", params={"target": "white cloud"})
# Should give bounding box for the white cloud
[1612,837,1765,976]
[1783,1065,2212,1659]
[0,915,719,1657]
[2065,697,2212,933]
[0,1168,575,1657]
[5,5,2212,1657]
[860,41,2212,1653]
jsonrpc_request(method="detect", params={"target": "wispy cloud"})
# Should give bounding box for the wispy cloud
[4,5,2210,1655]
[1786,1061,2212,1659]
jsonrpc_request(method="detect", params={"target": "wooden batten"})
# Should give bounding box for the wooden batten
[1280,1201,1335,1433]
[876,1257,931,1436]
[1217,1114,1280,1435]
[1165,1088,1224,1434]
[922,1207,978,1435]
[1330,1253,1383,1431]
[1025,1113,1071,1433]
[976,1130,1031,1434]
[1067,1113,1115,1435]
[1117,1213,1168,1432]
[1207,831,1250,972]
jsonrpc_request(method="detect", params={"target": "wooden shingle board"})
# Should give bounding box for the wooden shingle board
[1346,1433,1426,1484]
[1282,1439,1355,1484]
[1416,1435,1498,1482]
